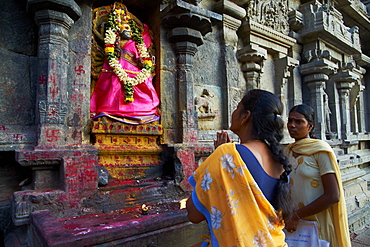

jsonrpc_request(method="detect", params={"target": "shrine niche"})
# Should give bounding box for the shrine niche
[90,2,162,184]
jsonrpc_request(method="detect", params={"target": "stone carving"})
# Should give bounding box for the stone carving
[288,9,304,32]
[194,89,216,118]
[230,88,243,113]
[323,92,332,133]
[300,1,362,52]
[350,0,369,17]
[302,49,336,63]
[247,0,289,35]
[38,100,68,124]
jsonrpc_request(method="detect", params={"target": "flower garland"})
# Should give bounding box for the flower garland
[104,7,154,103]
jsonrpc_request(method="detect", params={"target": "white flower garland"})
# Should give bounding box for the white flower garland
[104,13,153,103]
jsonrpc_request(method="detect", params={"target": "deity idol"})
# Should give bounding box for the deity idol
[90,2,160,124]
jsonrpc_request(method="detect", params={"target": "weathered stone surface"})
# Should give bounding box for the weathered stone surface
[0,1,37,55]
[0,0,370,245]
[30,208,209,247]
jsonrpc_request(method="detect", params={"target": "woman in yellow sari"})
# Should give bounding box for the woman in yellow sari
[186,89,293,246]
[285,104,351,247]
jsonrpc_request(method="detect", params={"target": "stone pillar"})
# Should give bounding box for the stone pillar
[349,70,366,134]
[12,1,98,226]
[162,0,221,143]
[300,58,338,139]
[333,70,359,139]
[336,82,353,139]
[237,44,267,90]
[275,57,299,117]
[27,0,82,147]
[305,77,327,139]
[214,0,246,128]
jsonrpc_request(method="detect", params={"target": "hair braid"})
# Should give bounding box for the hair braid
[242,89,294,220]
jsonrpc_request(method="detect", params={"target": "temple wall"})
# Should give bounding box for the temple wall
[0,0,369,245]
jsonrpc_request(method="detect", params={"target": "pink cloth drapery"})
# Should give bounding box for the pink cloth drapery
[90,24,160,122]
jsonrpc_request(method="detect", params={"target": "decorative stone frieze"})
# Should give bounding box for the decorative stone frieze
[336,0,370,30]
[238,2,296,90]
[246,0,290,35]
[299,0,362,54]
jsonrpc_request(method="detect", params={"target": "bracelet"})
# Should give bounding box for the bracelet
[295,211,301,220]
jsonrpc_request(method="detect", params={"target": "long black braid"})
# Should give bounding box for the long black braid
[241,89,294,220]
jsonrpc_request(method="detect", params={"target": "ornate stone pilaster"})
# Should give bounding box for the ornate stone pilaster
[11,1,99,226]
[237,0,296,91]
[214,0,246,47]
[27,0,82,146]
[299,0,362,55]
[333,69,360,139]
[275,57,299,99]
[237,44,267,90]
[275,56,299,119]
[349,68,366,134]
[300,57,338,139]
[214,0,246,128]
[162,0,222,143]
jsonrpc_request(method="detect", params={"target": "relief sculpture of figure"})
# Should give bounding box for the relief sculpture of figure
[323,92,332,133]
[90,2,160,124]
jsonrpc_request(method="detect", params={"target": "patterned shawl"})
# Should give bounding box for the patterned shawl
[189,143,287,247]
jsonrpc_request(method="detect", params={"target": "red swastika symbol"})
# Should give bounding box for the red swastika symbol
[38,75,47,85]
[74,65,85,75]
[46,130,59,142]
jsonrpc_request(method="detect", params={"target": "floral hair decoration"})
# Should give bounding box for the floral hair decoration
[104,6,154,103]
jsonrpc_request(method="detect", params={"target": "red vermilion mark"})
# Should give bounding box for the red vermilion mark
[74,65,85,75]
[46,130,59,142]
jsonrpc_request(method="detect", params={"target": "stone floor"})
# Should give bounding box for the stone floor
[3,223,370,246]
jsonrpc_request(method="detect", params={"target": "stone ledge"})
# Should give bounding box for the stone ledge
[30,205,208,247]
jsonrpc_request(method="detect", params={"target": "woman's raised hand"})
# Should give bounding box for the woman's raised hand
[214,130,231,149]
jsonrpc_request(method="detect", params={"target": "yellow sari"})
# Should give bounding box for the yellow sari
[286,138,351,247]
[189,143,287,247]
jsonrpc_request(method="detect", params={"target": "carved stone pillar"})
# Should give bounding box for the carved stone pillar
[214,0,246,47]
[237,44,267,90]
[300,58,338,139]
[275,57,299,116]
[27,0,81,147]
[214,0,246,128]
[333,70,359,139]
[305,77,327,139]
[349,67,366,134]
[12,1,98,226]
[162,0,221,143]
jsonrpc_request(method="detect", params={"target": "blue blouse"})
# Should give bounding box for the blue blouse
[236,144,279,207]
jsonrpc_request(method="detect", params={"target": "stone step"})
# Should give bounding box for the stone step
[30,204,209,247]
